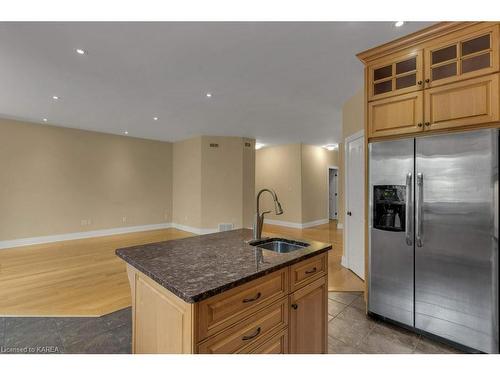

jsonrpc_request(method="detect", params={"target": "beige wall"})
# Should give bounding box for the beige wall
[200,136,255,229]
[0,118,173,241]
[256,144,303,223]
[301,144,338,223]
[338,89,364,226]
[256,144,338,224]
[342,90,364,139]
[173,136,255,231]
[172,137,202,228]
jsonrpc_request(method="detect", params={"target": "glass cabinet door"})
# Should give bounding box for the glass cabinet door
[368,50,423,101]
[424,24,499,87]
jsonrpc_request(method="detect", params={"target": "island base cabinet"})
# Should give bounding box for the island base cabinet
[128,266,195,354]
[289,276,328,354]
[126,253,329,354]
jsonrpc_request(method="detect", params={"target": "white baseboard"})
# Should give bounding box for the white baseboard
[337,222,344,229]
[0,222,174,250]
[264,218,329,229]
[170,223,218,235]
[0,221,236,250]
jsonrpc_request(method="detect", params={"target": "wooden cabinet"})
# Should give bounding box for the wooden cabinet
[289,253,327,291]
[359,22,500,141]
[127,252,328,354]
[368,91,424,138]
[368,50,423,101]
[197,298,288,354]
[424,73,499,131]
[197,268,288,341]
[289,276,328,354]
[424,24,499,88]
[247,329,289,354]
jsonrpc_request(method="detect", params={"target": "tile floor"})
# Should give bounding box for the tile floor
[327,292,462,354]
[0,292,462,354]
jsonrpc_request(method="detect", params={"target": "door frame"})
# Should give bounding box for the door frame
[327,165,339,222]
[342,129,365,276]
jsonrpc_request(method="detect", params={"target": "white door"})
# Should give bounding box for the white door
[344,132,365,279]
[329,169,338,220]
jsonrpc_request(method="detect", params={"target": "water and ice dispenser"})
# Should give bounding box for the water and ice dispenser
[373,185,406,232]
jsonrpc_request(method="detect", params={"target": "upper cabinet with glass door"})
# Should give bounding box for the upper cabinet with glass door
[424,24,499,88]
[368,50,423,101]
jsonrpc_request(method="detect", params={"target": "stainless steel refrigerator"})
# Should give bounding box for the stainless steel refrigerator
[368,128,499,353]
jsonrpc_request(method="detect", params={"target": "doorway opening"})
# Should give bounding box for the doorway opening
[328,167,339,221]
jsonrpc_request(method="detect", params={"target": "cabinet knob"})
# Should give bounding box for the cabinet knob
[425,122,431,127]
[417,80,423,85]
[417,123,423,127]
[425,78,430,83]
[291,303,298,310]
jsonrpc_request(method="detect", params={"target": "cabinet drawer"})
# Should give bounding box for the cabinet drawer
[289,253,327,291]
[244,329,289,354]
[197,268,288,341]
[197,298,288,354]
[424,73,499,131]
[368,91,424,139]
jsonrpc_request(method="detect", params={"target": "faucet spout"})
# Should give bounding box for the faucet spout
[253,188,284,240]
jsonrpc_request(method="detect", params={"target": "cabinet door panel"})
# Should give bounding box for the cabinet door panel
[368,91,424,138]
[289,276,328,354]
[424,73,499,131]
[368,50,423,101]
[424,24,499,88]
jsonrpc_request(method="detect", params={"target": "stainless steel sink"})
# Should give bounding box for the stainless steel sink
[249,238,309,253]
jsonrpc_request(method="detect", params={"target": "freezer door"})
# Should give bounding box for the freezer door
[369,138,415,327]
[415,129,499,353]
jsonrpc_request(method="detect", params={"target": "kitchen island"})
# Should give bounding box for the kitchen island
[116,229,331,354]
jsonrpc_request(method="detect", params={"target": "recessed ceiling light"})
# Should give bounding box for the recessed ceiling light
[75,48,86,55]
[394,21,405,27]
[42,118,48,122]
[52,95,59,100]
[124,131,129,135]
[153,117,159,121]
[206,92,212,98]
[323,144,338,151]
[255,143,265,150]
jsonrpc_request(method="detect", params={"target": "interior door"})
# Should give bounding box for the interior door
[415,129,498,353]
[368,138,414,327]
[345,134,365,279]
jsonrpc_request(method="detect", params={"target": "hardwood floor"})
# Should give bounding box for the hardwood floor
[0,220,362,317]
[0,228,193,317]
[262,220,364,293]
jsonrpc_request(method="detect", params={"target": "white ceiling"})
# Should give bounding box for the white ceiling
[0,22,434,145]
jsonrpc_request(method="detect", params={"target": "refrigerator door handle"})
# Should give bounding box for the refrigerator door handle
[405,172,413,246]
[416,172,423,247]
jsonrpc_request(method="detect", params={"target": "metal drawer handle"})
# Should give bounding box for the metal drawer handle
[242,327,261,341]
[242,292,261,303]
[305,267,317,274]
[291,303,298,310]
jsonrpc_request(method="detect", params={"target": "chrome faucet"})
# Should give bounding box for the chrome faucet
[253,188,283,240]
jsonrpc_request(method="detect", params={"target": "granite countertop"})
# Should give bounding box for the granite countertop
[115,228,332,303]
